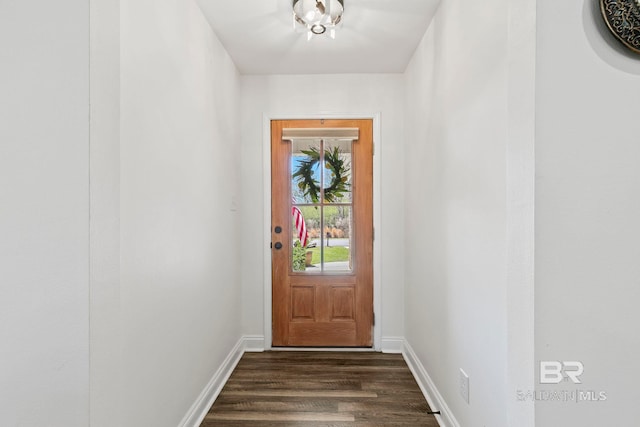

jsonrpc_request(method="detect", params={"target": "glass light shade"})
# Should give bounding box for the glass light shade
[293,0,344,38]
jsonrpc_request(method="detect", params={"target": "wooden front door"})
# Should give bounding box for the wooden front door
[271,119,373,347]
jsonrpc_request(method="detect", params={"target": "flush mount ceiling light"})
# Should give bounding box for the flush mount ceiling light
[293,0,344,40]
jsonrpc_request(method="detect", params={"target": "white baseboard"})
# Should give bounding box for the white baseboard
[381,336,404,353]
[243,335,265,352]
[178,336,246,427]
[402,341,460,427]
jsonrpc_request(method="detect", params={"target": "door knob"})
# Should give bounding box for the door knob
[274,242,283,250]
[274,226,282,234]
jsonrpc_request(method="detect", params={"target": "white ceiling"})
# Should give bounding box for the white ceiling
[197,0,440,75]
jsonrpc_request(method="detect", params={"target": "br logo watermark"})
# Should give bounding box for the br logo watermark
[540,361,583,384]
[516,361,607,403]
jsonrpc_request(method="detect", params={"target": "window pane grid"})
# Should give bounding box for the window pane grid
[290,138,353,274]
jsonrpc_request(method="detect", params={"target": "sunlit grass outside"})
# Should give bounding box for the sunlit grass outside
[307,246,350,265]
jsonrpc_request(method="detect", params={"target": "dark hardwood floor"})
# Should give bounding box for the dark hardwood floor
[200,351,439,427]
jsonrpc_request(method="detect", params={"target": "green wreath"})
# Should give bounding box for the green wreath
[293,146,350,203]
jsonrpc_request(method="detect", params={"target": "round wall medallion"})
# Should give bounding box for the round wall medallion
[600,0,640,54]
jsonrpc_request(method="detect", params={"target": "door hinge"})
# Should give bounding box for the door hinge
[373,227,375,241]
[372,312,375,326]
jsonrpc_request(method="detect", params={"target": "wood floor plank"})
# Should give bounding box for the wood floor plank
[224,379,362,391]
[205,412,355,422]
[212,401,338,413]
[200,351,438,427]
[223,390,378,398]
[201,421,354,427]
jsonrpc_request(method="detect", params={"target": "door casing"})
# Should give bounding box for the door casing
[262,113,382,350]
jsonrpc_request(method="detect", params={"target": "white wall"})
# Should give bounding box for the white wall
[403,0,513,426]
[505,0,536,425]
[119,0,242,425]
[239,74,405,346]
[535,1,640,425]
[89,0,121,425]
[0,1,90,426]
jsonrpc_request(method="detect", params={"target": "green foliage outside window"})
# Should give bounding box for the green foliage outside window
[292,240,306,271]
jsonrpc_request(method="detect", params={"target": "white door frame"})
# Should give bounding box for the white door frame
[263,112,382,350]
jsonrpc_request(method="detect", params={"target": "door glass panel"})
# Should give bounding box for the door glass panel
[322,206,352,272]
[291,205,320,272]
[291,139,321,205]
[290,138,353,274]
[322,139,352,203]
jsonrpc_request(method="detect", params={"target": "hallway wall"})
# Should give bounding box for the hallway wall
[0,1,90,425]
[118,0,242,426]
[239,74,406,346]
[403,0,511,426]
[535,1,640,425]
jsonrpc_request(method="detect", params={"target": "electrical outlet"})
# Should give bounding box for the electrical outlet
[459,369,470,404]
